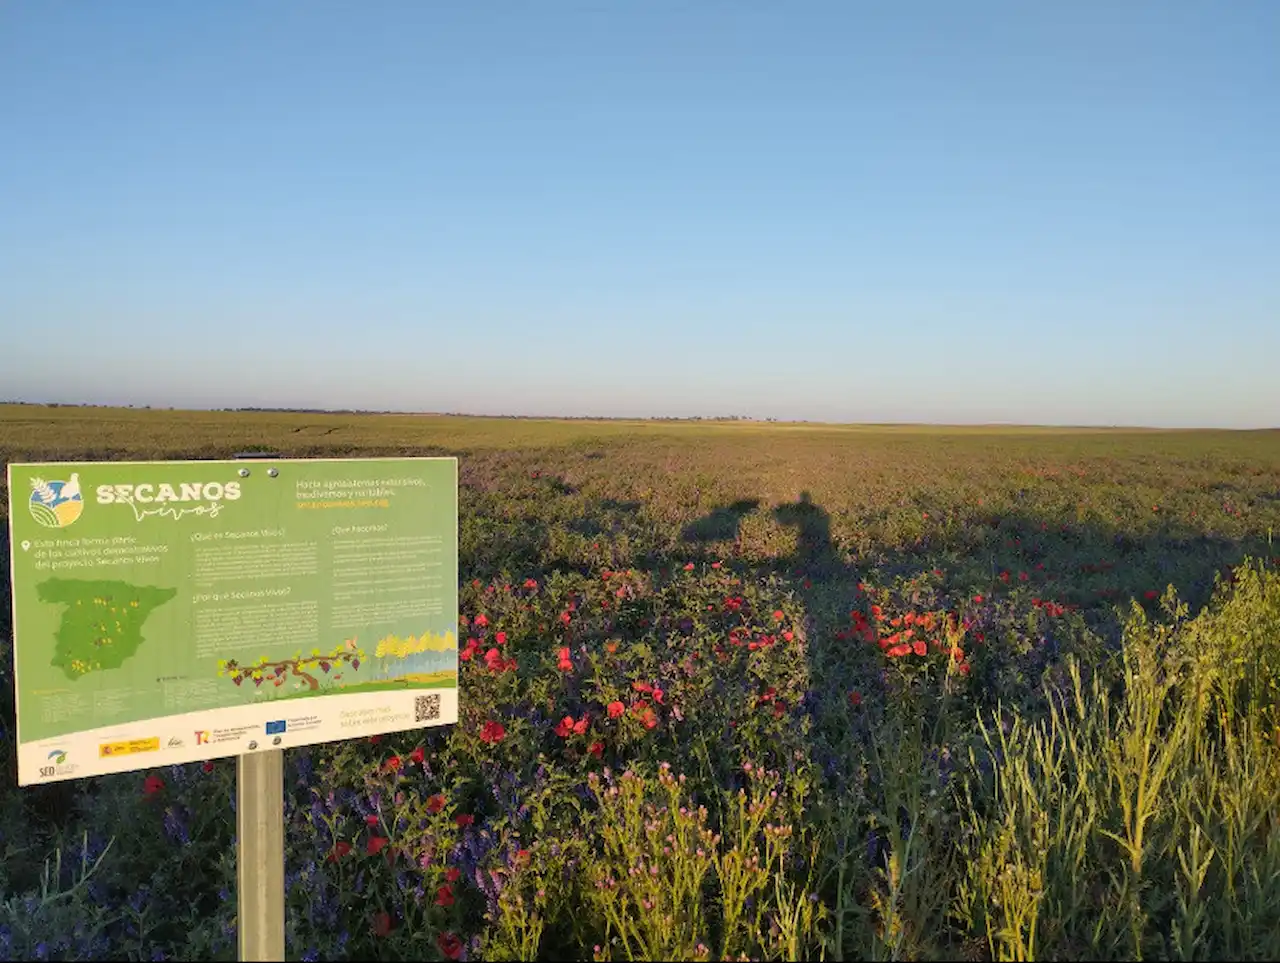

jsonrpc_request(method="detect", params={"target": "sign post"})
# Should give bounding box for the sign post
[7,454,460,962]
[237,746,285,961]
[232,453,285,963]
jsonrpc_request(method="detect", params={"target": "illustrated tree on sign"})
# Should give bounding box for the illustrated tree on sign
[217,637,367,692]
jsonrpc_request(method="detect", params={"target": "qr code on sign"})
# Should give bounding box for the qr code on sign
[415,694,442,723]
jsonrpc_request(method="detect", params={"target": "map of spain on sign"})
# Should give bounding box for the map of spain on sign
[6,457,459,786]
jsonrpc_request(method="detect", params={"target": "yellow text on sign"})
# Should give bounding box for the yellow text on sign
[99,737,160,758]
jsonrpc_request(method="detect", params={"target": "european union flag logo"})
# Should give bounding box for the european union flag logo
[265,720,287,735]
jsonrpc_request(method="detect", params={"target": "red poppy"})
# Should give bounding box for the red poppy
[554,716,574,738]
[912,640,928,657]
[437,932,464,960]
[367,836,389,856]
[474,614,489,628]
[328,840,352,862]
[435,884,455,907]
[143,775,165,797]
[589,740,604,758]
[455,813,475,828]
[480,720,506,745]
[849,690,862,707]
[384,755,401,772]
[372,911,394,938]
[202,761,215,774]
[427,793,446,814]
[606,700,625,719]
[365,814,379,826]
[445,867,461,883]
[887,643,912,658]
[409,746,425,765]
[494,631,507,645]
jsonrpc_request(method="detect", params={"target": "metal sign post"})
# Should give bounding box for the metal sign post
[233,453,285,962]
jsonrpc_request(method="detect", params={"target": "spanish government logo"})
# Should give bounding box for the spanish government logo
[29,473,84,529]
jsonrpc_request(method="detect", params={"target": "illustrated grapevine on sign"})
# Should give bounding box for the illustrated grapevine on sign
[216,638,367,693]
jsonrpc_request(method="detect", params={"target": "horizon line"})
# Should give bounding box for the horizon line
[2,400,1275,433]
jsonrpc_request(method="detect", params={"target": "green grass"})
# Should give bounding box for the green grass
[1,403,1279,961]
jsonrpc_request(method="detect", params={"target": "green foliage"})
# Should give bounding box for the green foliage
[954,565,1280,962]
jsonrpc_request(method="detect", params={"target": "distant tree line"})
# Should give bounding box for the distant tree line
[3,401,808,423]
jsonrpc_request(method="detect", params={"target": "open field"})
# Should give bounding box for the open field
[2,404,1280,960]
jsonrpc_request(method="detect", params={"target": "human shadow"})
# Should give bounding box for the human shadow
[772,492,846,579]
[681,499,761,544]
[675,490,1272,720]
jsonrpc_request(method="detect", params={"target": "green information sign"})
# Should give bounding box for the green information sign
[7,457,458,786]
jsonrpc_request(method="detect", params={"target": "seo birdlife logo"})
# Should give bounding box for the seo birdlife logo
[39,749,77,779]
[28,474,84,529]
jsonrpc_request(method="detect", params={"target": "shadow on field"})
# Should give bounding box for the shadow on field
[681,499,762,543]
[674,490,1273,692]
[599,498,642,513]
[772,492,845,579]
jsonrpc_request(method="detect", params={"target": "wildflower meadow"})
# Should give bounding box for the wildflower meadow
[2,405,1279,961]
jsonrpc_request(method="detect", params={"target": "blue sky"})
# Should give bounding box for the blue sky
[2,2,1277,427]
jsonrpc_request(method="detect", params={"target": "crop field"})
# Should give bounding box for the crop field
[2,403,1280,961]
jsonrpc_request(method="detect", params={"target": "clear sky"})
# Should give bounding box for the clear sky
[2,2,1277,427]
